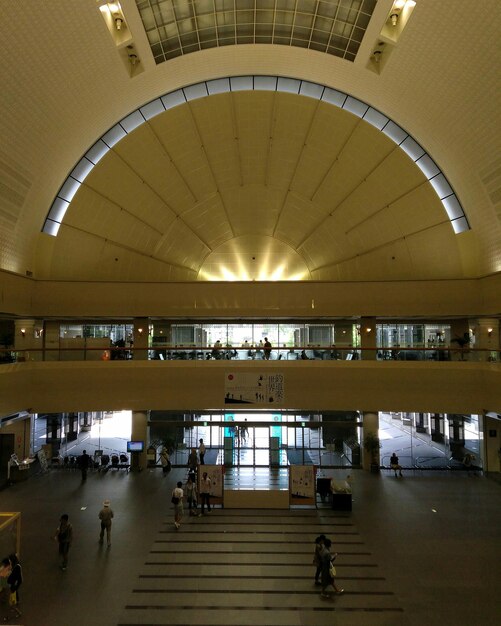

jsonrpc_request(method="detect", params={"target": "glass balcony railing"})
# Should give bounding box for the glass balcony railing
[1,345,499,363]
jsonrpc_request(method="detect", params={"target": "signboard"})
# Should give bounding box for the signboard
[198,465,224,505]
[225,372,284,405]
[289,465,316,505]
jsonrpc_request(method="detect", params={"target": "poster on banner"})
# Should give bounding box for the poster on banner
[198,465,223,498]
[224,372,284,405]
[290,465,316,504]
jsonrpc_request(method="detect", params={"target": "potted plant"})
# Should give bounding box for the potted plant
[363,432,381,473]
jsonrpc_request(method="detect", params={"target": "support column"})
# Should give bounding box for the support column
[360,318,377,360]
[133,318,149,360]
[131,410,148,471]
[475,319,499,361]
[14,319,36,361]
[362,411,379,470]
[43,321,60,362]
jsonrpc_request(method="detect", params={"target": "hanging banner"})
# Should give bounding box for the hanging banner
[224,372,284,405]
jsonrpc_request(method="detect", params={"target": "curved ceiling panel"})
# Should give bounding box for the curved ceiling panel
[42,77,469,282]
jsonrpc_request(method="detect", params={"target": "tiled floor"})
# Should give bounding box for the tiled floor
[1,466,500,626]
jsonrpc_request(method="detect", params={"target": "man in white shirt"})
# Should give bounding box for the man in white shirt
[200,472,212,514]
[199,439,206,465]
[172,481,184,529]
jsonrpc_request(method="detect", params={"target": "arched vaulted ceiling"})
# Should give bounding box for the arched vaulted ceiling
[44,79,468,282]
[1,0,500,283]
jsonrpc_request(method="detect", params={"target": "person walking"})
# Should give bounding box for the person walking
[54,514,73,570]
[98,499,114,547]
[200,471,212,514]
[313,534,326,585]
[198,439,206,465]
[172,481,184,529]
[320,538,344,599]
[185,474,199,516]
[159,447,171,475]
[263,337,272,360]
[79,449,91,481]
[6,553,22,618]
[188,448,198,474]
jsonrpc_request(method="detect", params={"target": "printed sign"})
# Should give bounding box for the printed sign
[225,372,285,405]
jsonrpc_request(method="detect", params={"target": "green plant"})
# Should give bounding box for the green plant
[363,432,381,464]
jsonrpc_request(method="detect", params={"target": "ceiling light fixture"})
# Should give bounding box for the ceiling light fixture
[20,328,26,337]
[390,13,399,26]
[128,53,138,66]
[114,14,124,30]
[373,50,382,62]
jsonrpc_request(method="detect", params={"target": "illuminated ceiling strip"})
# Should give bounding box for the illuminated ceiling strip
[42,76,469,236]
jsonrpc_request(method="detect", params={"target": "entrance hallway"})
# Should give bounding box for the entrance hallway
[1,467,500,625]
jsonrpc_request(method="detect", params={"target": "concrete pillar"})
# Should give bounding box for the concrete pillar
[14,319,36,361]
[360,317,377,360]
[131,410,148,470]
[133,318,149,360]
[474,319,499,361]
[43,321,61,362]
[362,411,379,470]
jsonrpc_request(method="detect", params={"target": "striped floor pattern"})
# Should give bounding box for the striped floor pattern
[117,509,404,626]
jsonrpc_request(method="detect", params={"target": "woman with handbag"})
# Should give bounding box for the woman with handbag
[320,538,344,599]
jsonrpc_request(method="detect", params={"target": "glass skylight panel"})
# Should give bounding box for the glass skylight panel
[451,216,469,234]
[58,178,80,203]
[120,110,146,133]
[299,81,324,100]
[48,198,70,223]
[207,78,231,94]
[42,219,61,236]
[230,76,253,91]
[85,140,109,165]
[442,195,463,221]
[135,0,377,62]
[277,77,301,94]
[102,124,127,148]
[184,83,209,101]
[254,76,278,91]
[429,173,453,200]
[400,136,425,161]
[382,121,407,145]
[161,90,187,110]
[343,96,369,118]
[70,158,94,183]
[140,98,166,120]
[363,107,388,130]
[415,153,440,180]
[321,88,346,108]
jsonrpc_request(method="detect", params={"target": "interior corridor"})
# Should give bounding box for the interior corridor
[1,464,500,626]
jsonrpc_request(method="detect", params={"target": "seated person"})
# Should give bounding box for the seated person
[301,350,310,360]
[211,340,222,359]
[390,452,403,477]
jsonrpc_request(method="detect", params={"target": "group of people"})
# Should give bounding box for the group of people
[0,553,22,619]
[172,471,212,529]
[313,534,344,599]
[53,500,114,572]
[187,438,206,473]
